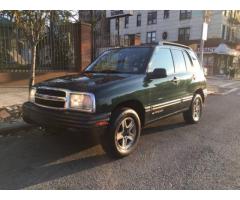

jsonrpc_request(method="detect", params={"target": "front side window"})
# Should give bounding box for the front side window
[147,11,157,25]
[146,31,156,43]
[171,49,187,73]
[178,27,190,41]
[179,10,192,20]
[148,48,174,75]
[137,14,141,27]
[85,47,153,74]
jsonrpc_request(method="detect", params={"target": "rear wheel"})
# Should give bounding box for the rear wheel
[100,108,141,158]
[183,94,203,124]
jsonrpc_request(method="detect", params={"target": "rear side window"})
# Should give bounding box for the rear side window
[148,47,174,75]
[188,50,202,70]
[182,50,193,71]
[171,49,187,73]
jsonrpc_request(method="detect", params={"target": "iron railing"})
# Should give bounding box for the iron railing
[0,22,78,72]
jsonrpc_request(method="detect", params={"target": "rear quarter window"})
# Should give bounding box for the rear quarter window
[182,50,193,72]
[188,50,202,71]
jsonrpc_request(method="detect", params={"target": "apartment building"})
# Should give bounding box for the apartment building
[110,10,240,75]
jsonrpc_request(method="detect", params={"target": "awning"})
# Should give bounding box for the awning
[214,43,239,56]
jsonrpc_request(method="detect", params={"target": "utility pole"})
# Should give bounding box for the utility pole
[199,10,212,67]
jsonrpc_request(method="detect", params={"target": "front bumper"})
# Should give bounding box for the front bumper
[22,102,111,133]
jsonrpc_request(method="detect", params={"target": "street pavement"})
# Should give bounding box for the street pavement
[0,83,240,189]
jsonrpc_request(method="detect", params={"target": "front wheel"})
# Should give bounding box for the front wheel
[100,108,141,158]
[183,94,203,124]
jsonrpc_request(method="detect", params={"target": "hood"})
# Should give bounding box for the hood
[36,73,134,92]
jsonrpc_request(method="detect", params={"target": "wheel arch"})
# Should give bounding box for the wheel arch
[111,100,145,127]
[195,88,205,102]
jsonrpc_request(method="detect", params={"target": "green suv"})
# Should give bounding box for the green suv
[23,42,207,158]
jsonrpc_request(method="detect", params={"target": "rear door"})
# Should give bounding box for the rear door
[170,48,193,110]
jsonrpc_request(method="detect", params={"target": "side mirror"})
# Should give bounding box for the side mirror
[147,68,167,79]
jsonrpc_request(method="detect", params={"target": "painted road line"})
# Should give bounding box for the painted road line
[221,82,238,88]
[222,88,239,95]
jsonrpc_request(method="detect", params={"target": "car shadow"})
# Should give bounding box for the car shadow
[142,114,188,136]
[0,114,189,189]
[0,129,113,189]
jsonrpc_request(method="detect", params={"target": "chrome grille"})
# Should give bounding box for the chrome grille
[34,87,67,109]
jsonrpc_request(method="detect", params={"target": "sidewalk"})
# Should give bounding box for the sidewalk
[0,87,28,107]
[0,76,239,122]
[0,87,28,122]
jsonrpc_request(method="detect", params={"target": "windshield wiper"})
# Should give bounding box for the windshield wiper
[98,69,121,73]
[83,70,98,73]
[83,69,122,74]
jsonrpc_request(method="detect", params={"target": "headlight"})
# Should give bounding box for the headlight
[69,93,95,113]
[29,87,36,102]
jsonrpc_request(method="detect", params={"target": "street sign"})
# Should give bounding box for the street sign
[202,22,208,41]
[106,10,133,19]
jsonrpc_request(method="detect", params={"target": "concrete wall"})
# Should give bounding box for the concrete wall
[110,10,224,43]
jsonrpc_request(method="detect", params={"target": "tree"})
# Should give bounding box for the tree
[0,10,74,88]
[1,10,51,88]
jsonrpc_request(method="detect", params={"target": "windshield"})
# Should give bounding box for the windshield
[85,47,153,74]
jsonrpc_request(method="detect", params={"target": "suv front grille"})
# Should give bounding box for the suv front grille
[36,88,66,97]
[34,87,67,109]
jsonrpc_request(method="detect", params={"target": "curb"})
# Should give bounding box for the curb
[0,121,35,136]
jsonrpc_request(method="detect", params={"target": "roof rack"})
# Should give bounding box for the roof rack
[159,41,191,50]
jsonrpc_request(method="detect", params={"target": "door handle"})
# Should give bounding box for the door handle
[171,76,179,84]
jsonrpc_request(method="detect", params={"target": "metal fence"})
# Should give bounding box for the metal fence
[0,22,78,72]
[94,33,130,58]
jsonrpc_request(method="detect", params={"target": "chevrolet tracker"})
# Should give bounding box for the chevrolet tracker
[23,42,207,158]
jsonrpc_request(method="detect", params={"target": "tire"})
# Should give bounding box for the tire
[100,107,141,158]
[183,94,203,124]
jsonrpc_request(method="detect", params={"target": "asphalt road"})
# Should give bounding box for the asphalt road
[0,88,240,189]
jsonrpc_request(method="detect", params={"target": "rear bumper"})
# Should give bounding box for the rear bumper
[22,102,111,133]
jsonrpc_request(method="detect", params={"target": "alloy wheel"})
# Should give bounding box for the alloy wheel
[192,97,202,121]
[115,117,137,152]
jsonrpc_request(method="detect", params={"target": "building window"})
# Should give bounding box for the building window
[222,25,226,39]
[146,31,156,43]
[178,27,190,41]
[179,10,192,20]
[125,16,129,28]
[137,14,141,27]
[147,11,157,25]
[163,10,169,19]
[124,34,129,45]
[223,10,228,16]
[226,26,230,41]
[115,18,119,30]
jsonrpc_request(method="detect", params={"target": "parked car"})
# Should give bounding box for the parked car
[23,42,207,158]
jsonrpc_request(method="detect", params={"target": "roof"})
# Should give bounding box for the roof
[140,41,192,50]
